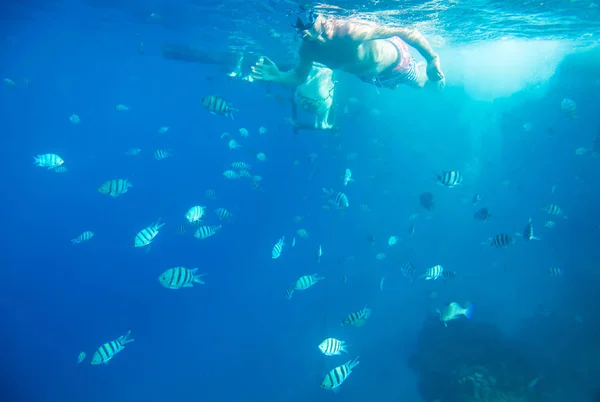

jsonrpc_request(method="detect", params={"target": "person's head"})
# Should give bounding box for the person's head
[292,10,325,42]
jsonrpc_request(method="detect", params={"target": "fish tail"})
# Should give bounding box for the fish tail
[464,304,474,320]
[193,273,206,284]
[120,330,135,345]
[33,156,40,165]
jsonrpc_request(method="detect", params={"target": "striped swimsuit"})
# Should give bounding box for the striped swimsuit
[363,36,419,89]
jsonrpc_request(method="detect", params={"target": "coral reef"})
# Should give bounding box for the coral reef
[408,317,552,402]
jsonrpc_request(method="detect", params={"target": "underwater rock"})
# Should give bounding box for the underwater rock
[409,316,553,402]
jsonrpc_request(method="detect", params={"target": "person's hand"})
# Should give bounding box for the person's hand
[426,55,444,82]
[251,56,280,82]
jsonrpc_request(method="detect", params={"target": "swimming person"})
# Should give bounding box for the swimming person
[251,9,445,91]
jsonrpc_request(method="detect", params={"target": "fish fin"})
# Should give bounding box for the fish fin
[332,388,340,394]
[464,304,474,320]
[532,236,541,240]
[193,274,206,284]
[183,283,194,287]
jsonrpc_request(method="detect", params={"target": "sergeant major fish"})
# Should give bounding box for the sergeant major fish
[342,306,372,327]
[321,357,360,390]
[272,236,285,259]
[158,267,205,289]
[421,264,443,280]
[323,188,349,208]
[437,170,463,188]
[98,179,132,197]
[90,330,134,364]
[71,231,94,244]
[194,225,221,239]
[318,338,348,356]
[185,206,206,223]
[515,218,540,241]
[134,219,165,248]
[482,233,514,248]
[294,274,324,290]
[201,95,238,119]
[33,153,64,169]
[343,168,354,186]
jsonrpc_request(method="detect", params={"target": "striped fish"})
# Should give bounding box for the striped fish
[205,189,217,199]
[33,153,64,169]
[548,267,563,277]
[442,270,457,280]
[296,228,309,238]
[53,166,68,173]
[223,170,239,179]
[215,207,233,221]
[76,351,86,364]
[320,357,360,390]
[437,170,463,188]
[201,95,238,119]
[422,264,444,280]
[285,287,294,300]
[176,225,187,234]
[193,225,221,239]
[153,149,171,160]
[341,306,372,327]
[294,274,324,290]
[98,179,133,197]
[71,231,94,244]
[231,162,252,169]
[158,267,206,289]
[318,338,348,356]
[400,262,415,281]
[272,236,285,259]
[323,188,349,208]
[483,233,514,248]
[515,218,540,241]
[90,330,134,365]
[134,219,165,248]
[185,206,206,223]
[543,204,567,218]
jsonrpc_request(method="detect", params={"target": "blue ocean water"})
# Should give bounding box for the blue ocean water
[1,1,600,402]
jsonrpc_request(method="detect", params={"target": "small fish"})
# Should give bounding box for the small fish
[388,236,400,247]
[256,152,267,161]
[215,207,233,221]
[158,267,205,289]
[543,204,567,219]
[98,179,132,197]
[408,224,415,237]
[115,104,129,111]
[421,265,443,280]
[548,267,563,277]
[69,114,80,124]
[239,128,249,137]
[285,287,294,300]
[437,302,473,327]
[343,168,354,186]
[231,162,252,169]
[205,189,217,199]
[442,270,457,280]
[201,95,237,119]
[223,170,239,179]
[134,219,165,248]
[379,277,385,291]
[33,153,64,169]
[71,231,94,244]
[193,225,221,239]
[400,262,415,281]
[473,208,492,221]
[320,357,360,390]
[272,236,285,259]
[185,206,206,223]
[323,188,349,208]
[316,244,323,263]
[90,330,134,364]
[483,233,514,248]
[3,78,16,87]
[153,149,171,160]
[76,351,86,364]
[125,148,141,156]
[294,274,324,290]
[375,252,386,261]
[53,166,68,173]
[544,221,555,228]
[342,306,372,327]
[158,126,169,134]
[296,229,309,238]
[560,98,577,120]
[318,338,348,356]
[258,126,267,134]
[228,139,241,150]
[515,218,540,241]
[176,225,187,234]
[472,193,481,205]
[437,170,463,188]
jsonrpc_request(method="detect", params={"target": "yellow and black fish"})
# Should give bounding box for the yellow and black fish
[201,95,237,119]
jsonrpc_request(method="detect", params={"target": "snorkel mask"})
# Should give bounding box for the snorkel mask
[291,7,318,39]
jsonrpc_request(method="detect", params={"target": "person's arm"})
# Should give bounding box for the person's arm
[334,20,438,62]
[273,44,314,87]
